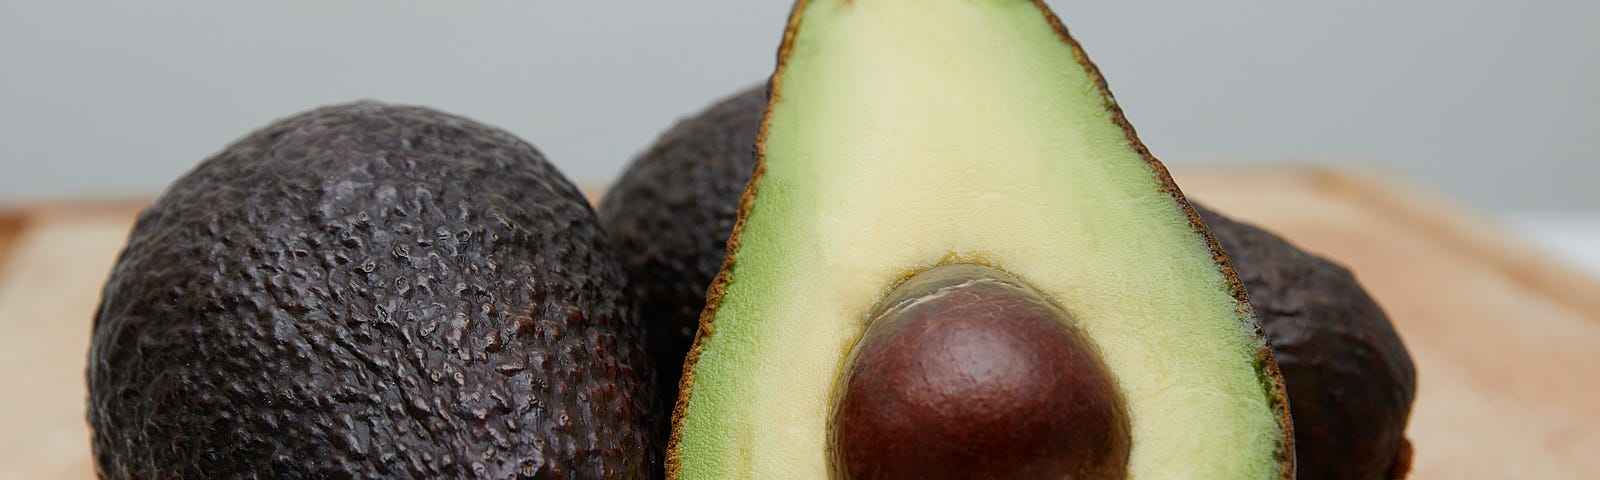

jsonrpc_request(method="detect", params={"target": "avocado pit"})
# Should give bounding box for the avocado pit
[829,263,1130,480]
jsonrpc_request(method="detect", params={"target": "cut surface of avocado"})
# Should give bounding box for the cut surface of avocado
[670,0,1292,479]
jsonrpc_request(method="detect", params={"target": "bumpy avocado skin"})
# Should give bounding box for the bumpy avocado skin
[602,86,1416,479]
[89,103,658,478]
[1198,209,1416,480]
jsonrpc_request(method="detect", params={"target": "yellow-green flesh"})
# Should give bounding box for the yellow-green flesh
[674,0,1284,478]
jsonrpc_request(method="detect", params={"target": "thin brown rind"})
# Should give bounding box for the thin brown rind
[663,1,806,475]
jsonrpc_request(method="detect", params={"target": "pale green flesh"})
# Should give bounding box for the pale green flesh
[675,0,1284,478]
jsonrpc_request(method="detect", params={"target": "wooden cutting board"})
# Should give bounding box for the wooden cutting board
[1,168,1596,479]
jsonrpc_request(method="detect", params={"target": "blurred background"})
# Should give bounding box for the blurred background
[1,0,1597,270]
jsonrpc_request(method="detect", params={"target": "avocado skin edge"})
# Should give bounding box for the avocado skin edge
[89,102,660,479]
[600,89,766,409]
[600,86,1416,480]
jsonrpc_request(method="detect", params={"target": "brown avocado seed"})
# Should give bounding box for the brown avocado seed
[829,264,1130,480]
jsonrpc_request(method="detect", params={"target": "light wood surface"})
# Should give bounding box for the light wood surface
[1,169,1596,479]
[0,201,144,480]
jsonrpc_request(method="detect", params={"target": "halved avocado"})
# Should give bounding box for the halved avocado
[662,0,1292,478]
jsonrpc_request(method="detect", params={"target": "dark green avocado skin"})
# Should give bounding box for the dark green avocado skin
[601,86,1417,480]
[89,102,658,479]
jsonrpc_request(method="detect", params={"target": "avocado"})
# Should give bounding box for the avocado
[606,85,1416,479]
[601,88,766,406]
[604,5,1412,479]
[88,102,659,478]
[611,0,1297,478]
[1199,209,1416,480]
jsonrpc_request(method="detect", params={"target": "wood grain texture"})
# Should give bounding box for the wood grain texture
[0,210,26,274]
[0,169,1595,478]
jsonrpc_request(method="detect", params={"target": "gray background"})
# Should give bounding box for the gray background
[2,1,1596,210]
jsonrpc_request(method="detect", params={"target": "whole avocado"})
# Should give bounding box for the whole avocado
[600,86,1415,479]
[1199,208,1416,480]
[89,102,659,478]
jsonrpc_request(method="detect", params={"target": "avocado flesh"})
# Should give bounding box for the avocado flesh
[88,103,658,478]
[667,0,1290,478]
